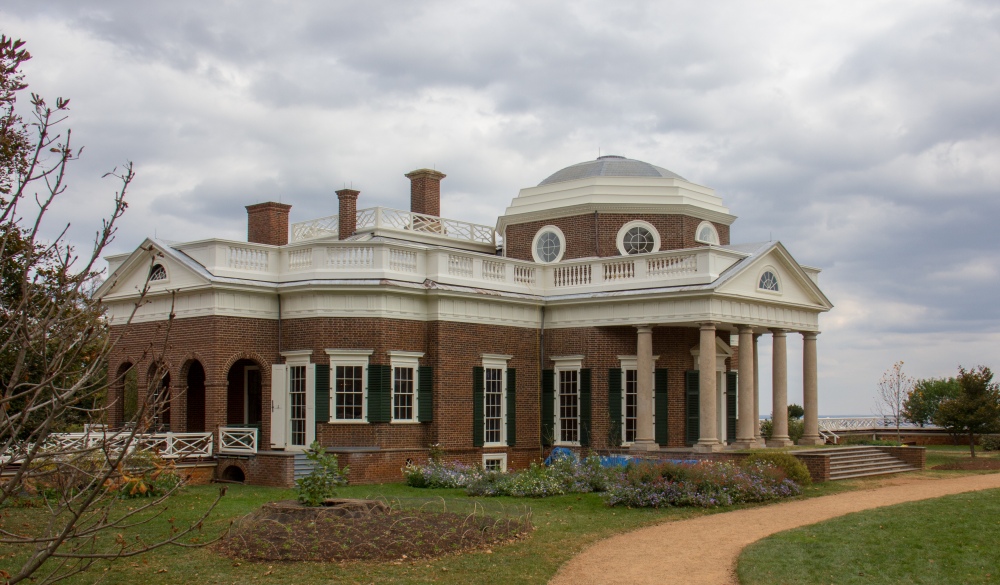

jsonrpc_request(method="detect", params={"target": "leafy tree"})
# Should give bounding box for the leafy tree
[875,361,913,443]
[0,35,223,584]
[903,377,961,427]
[933,366,1000,458]
[787,403,804,419]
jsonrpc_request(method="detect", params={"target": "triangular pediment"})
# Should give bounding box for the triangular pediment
[715,242,833,310]
[97,239,211,300]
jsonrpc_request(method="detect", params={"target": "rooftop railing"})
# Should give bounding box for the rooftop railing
[291,206,497,247]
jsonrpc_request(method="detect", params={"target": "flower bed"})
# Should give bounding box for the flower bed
[404,453,801,507]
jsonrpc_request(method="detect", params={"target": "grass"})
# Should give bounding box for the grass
[737,488,1000,585]
[2,477,853,584]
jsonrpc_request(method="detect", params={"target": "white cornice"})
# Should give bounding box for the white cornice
[497,203,737,232]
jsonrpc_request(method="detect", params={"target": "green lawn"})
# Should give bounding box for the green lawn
[737,488,1000,585]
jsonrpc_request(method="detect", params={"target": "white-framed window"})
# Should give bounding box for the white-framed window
[618,355,657,445]
[757,267,781,293]
[482,354,512,446]
[616,220,660,255]
[281,349,314,449]
[149,264,168,282]
[695,221,720,245]
[483,453,507,472]
[552,355,583,445]
[389,351,424,423]
[531,225,566,263]
[325,349,373,423]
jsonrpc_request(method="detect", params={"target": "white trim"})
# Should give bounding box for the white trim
[695,221,720,245]
[326,349,372,423]
[618,355,657,446]
[148,263,169,284]
[616,220,661,256]
[390,352,422,423]
[482,453,508,472]
[281,349,313,361]
[553,356,583,446]
[482,355,511,447]
[531,225,566,264]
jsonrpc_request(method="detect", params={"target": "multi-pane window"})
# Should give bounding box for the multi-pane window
[624,369,638,443]
[289,365,307,446]
[393,366,415,421]
[483,454,507,472]
[623,226,655,254]
[484,368,504,444]
[558,370,579,443]
[335,365,364,420]
[759,270,779,292]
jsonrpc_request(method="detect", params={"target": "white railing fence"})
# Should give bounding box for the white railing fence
[219,427,259,455]
[5,431,217,463]
[817,417,940,445]
[291,206,497,247]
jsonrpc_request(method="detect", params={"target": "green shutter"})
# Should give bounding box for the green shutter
[541,369,555,446]
[579,369,592,447]
[607,369,622,446]
[655,368,670,446]
[315,364,330,423]
[367,365,391,423]
[506,368,516,446]
[685,370,700,446]
[418,366,433,422]
[472,367,485,447]
[726,371,738,444]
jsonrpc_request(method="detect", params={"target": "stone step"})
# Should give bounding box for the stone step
[830,467,917,481]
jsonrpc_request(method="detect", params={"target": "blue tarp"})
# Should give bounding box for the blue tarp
[544,447,699,468]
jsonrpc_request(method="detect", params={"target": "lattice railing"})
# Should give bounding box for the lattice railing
[19,432,215,462]
[291,215,339,241]
[219,427,258,455]
[292,206,497,246]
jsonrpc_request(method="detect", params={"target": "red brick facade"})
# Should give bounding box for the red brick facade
[245,202,291,246]
[504,213,730,262]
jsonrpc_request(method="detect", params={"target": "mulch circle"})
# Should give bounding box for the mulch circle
[932,458,1000,471]
[216,499,532,562]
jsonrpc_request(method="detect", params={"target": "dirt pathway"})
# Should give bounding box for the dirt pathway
[550,473,1000,585]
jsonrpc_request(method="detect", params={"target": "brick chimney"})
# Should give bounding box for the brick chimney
[405,168,446,217]
[245,202,291,246]
[336,188,360,240]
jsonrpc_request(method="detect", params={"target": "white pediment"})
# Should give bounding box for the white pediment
[715,243,832,310]
[98,240,211,300]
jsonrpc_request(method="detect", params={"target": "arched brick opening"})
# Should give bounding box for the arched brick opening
[185,360,207,433]
[220,465,246,483]
[147,362,171,432]
[112,362,138,429]
[226,358,263,431]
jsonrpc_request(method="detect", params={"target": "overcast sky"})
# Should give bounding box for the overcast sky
[5,0,999,416]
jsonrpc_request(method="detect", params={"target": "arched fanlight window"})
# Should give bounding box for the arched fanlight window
[758,270,780,292]
[695,221,719,245]
[149,264,168,281]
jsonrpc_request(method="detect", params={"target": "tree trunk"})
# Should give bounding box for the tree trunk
[969,431,976,458]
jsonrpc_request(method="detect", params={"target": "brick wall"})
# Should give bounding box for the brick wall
[245,202,291,246]
[505,213,730,261]
[875,446,926,470]
[218,452,297,488]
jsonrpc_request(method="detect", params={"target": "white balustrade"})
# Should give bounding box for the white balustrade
[327,246,374,269]
[482,260,506,281]
[448,254,474,278]
[219,427,258,455]
[228,246,270,271]
[603,259,635,281]
[514,265,537,285]
[288,248,313,270]
[647,254,697,277]
[389,249,418,273]
[554,264,592,287]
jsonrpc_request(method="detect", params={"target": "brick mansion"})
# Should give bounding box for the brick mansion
[97,156,833,485]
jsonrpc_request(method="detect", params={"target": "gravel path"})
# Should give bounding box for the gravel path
[550,473,1000,585]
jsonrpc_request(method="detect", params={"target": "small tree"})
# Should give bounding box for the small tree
[296,441,349,506]
[787,404,804,419]
[933,366,1000,458]
[875,361,913,443]
[903,377,961,427]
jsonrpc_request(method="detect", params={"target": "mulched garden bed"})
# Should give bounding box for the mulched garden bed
[217,499,532,562]
[932,458,1000,471]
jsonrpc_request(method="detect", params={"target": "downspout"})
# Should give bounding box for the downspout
[594,211,599,257]
[538,306,545,454]
[277,291,282,354]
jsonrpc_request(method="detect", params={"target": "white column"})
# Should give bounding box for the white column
[799,331,824,445]
[753,333,762,446]
[694,322,722,452]
[631,325,658,451]
[732,325,756,448]
[767,329,793,447]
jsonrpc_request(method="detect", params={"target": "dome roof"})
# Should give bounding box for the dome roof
[538,155,686,186]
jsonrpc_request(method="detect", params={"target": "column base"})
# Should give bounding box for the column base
[692,441,723,453]
[766,437,795,448]
[797,436,826,446]
[730,439,757,450]
[629,440,660,452]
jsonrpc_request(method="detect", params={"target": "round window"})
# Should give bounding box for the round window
[623,226,655,254]
[536,231,562,263]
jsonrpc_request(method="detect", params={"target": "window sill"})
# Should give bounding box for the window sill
[554,441,581,447]
[390,420,421,425]
[327,419,369,425]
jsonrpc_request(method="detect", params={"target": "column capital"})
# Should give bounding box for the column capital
[699,321,719,331]
[769,328,788,337]
[737,324,755,334]
[801,331,820,340]
[635,325,653,334]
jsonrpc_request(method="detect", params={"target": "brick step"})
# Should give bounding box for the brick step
[829,454,905,466]
[831,461,913,474]
[830,467,917,481]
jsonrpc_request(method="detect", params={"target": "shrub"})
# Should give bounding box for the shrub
[296,442,348,506]
[981,434,1000,451]
[467,463,566,497]
[742,451,812,486]
[840,436,902,447]
[759,418,803,442]
[403,460,484,489]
